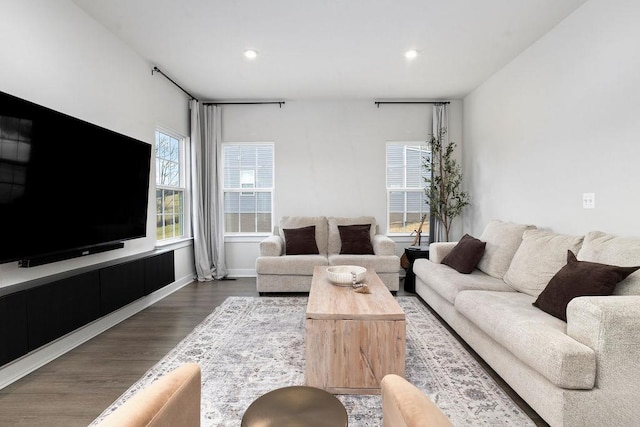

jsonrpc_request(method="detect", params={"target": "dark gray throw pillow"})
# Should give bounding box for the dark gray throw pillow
[283,225,319,255]
[533,250,640,321]
[338,224,374,255]
[441,234,486,274]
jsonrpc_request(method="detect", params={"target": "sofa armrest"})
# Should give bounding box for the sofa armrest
[567,296,640,392]
[428,242,458,264]
[94,363,201,427]
[373,234,396,256]
[381,374,453,427]
[259,235,283,256]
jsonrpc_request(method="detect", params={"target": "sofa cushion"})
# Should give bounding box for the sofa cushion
[503,230,584,297]
[279,216,328,255]
[533,250,640,321]
[255,254,328,275]
[577,231,640,295]
[455,290,596,389]
[329,254,400,273]
[476,220,536,279]
[441,234,486,274]
[412,259,515,304]
[328,216,376,255]
[338,224,375,254]
[283,225,319,255]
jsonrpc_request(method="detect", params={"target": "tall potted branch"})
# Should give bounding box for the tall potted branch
[424,128,470,242]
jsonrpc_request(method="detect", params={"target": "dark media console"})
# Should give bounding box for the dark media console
[18,242,125,268]
[0,250,175,367]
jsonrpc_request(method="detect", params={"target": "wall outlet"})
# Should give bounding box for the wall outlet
[583,193,595,209]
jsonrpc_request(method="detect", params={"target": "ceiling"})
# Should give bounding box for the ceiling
[72,0,588,101]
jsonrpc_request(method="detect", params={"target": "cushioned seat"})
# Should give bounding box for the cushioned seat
[455,290,596,389]
[255,254,328,275]
[412,260,514,304]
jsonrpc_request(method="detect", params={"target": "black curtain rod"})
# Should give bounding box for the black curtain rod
[152,66,198,101]
[203,101,285,108]
[375,101,450,108]
[151,67,284,107]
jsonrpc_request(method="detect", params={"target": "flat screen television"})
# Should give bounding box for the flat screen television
[0,90,151,266]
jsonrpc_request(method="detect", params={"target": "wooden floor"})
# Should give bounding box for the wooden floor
[0,277,548,426]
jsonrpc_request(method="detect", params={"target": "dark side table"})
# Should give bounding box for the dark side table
[403,246,430,293]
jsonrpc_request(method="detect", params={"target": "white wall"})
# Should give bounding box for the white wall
[0,0,194,288]
[222,99,462,275]
[462,0,640,237]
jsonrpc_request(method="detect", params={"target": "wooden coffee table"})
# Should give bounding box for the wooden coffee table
[305,265,406,395]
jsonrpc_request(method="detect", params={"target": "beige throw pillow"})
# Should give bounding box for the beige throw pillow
[577,231,640,295]
[476,220,536,279]
[503,229,584,297]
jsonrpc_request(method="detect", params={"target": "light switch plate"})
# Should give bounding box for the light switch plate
[583,193,595,209]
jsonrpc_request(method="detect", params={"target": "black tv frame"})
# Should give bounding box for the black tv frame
[0,90,151,267]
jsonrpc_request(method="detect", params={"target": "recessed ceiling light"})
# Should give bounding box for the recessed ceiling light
[405,49,419,59]
[243,49,258,59]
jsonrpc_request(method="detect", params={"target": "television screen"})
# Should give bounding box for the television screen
[0,90,151,265]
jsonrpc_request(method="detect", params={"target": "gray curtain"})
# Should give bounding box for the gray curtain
[190,100,228,280]
[429,103,448,243]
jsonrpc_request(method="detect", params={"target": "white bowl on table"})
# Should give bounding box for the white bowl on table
[326,265,367,286]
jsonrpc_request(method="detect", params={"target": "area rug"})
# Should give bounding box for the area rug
[91,296,534,426]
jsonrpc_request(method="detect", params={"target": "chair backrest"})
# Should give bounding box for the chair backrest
[381,374,453,427]
[94,363,201,427]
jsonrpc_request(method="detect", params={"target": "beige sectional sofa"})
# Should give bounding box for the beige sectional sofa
[255,216,400,293]
[413,219,640,427]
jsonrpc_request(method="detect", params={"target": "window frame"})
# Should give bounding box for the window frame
[222,142,274,237]
[155,126,191,244]
[386,141,430,237]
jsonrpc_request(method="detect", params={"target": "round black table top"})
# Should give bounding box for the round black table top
[241,385,348,427]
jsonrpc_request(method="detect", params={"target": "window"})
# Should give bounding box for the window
[155,129,188,241]
[223,143,274,234]
[386,142,430,234]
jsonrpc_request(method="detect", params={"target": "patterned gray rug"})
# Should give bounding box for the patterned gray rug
[91,296,534,426]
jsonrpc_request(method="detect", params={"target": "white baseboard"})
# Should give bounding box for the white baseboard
[226,268,256,277]
[0,273,194,390]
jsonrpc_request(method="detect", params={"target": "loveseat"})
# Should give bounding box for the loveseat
[255,216,400,293]
[413,220,640,427]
